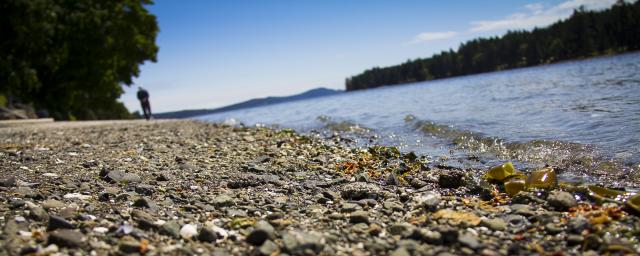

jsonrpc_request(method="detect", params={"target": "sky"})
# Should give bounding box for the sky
[121,0,621,113]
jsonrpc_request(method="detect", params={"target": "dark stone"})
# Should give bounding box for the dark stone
[386,173,399,186]
[48,216,76,231]
[436,226,458,244]
[246,229,269,246]
[101,169,141,184]
[135,185,155,196]
[198,227,218,243]
[133,197,158,211]
[438,170,465,188]
[0,177,16,187]
[48,229,85,248]
[350,211,369,224]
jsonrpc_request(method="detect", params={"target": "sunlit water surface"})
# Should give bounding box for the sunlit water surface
[198,53,640,187]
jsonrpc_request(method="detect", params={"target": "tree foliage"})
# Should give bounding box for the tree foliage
[346,1,640,91]
[0,0,159,120]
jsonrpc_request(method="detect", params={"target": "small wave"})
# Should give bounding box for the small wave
[404,115,638,186]
[316,115,371,134]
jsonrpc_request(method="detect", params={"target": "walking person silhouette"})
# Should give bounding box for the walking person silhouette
[137,86,152,120]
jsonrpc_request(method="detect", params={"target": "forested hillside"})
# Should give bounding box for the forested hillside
[346,1,640,91]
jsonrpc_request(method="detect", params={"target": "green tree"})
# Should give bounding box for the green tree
[0,0,159,120]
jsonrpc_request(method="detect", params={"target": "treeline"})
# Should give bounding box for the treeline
[0,0,159,120]
[346,1,640,91]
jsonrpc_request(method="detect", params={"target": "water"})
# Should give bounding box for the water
[198,52,640,187]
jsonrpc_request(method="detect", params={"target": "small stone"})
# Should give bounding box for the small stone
[567,234,584,245]
[410,179,427,189]
[259,240,279,255]
[48,216,76,231]
[212,194,234,207]
[547,191,577,211]
[198,227,218,242]
[135,185,155,196]
[386,173,399,186]
[388,223,415,238]
[436,226,458,244]
[0,176,16,187]
[568,216,590,234]
[416,192,441,211]
[246,221,274,246]
[510,204,534,216]
[438,170,464,188]
[160,221,181,238]
[133,197,158,211]
[180,224,198,239]
[390,247,410,256]
[350,211,369,224]
[102,170,141,184]
[29,206,49,221]
[383,200,404,212]
[481,218,506,231]
[458,234,480,249]
[42,200,65,210]
[48,229,85,248]
[419,229,442,244]
[118,236,141,253]
[545,223,563,234]
[340,202,361,213]
[322,190,340,201]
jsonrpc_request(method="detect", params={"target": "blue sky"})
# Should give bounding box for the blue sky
[121,0,619,113]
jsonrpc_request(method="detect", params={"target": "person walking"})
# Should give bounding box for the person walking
[137,86,152,120]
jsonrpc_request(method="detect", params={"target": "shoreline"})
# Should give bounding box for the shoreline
[1,120,639,255]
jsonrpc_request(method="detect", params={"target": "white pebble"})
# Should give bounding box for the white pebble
[179,224,198,239]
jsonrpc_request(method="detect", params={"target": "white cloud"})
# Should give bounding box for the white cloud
[469,0,618,32]
[409,31,458,44]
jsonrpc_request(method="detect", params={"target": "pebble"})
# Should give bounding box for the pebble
[48,216,76,231]
[160,221,181,238]
[259,240,279,255]
[349,210,369,224]
[198,227,218,243]
[481,218,506,231]
[390,247,411,256]
[547,191,577,210]
[458,234,480,249]
[180,224,198,239]
[48,229,85,248]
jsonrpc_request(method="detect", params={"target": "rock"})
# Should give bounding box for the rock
[48,216,76,231]
[419,229,442,244]
[568,216,590,234]
[180,224,198,239]
[259,240,279,255]
[545,223,564,234]
[322,190,340,201]
[567,234,584,245]
[212,194,234,207]
[355,172,371,182]
[133,197,158,211]
[410,178,427,189]
[416,192,441,211]
[118,236,141,253]
[481,218,506,231]
[246,221,274,246]
[198,227,218,242]
[438,170,464,188]
[101,169,141,184]
[386,172,399,186]
[547,191,577,211]
[388,223,415,238]
[282,231,324,254]
[48,229,85,248]
[29,206,49,221]
[42,200,65,210]
[131,209,156,230]
[340,182,382,200]
[390,247,411,256]
[436,226,458,244]
[160,221,181,238]
[0,176,16,187]
[340,202,362,213]
[383,200,404,212]
[350,210,369,224]
[135,185,155,196]
[510,204,534,216]
[458,234,480,249]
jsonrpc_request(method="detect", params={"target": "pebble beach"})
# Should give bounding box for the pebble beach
[1,120,639,255]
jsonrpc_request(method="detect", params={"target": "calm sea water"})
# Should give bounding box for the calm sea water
[198,52,640,186]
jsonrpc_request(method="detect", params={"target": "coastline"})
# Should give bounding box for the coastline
[1,120,639,255]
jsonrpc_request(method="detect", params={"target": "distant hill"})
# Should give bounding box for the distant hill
[154,87,342,119]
